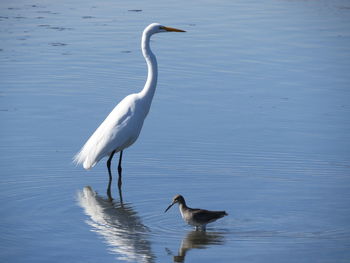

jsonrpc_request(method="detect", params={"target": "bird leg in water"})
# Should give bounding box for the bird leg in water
[106,150,116,200]
[117,150,123,189]
[117,151,124,204]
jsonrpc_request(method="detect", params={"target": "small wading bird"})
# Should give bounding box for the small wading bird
[165,195,228,231]
[74,23,185,199]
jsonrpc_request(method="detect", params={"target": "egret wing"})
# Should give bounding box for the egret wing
[74,94,143,169]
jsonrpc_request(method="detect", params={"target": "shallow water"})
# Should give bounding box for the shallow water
[1,0,350,262]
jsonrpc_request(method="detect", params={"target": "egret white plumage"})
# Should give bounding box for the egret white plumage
[74,23,185,198]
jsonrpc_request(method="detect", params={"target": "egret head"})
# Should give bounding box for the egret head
[145,23,186,35]
[164,194,186,213]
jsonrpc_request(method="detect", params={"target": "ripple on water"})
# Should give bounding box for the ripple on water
[223,216,350,244]
[143,211,187,240]
[49,42,67,46]
[82,16,95,19]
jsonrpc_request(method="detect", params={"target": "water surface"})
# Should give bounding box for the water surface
[1,0,350,262]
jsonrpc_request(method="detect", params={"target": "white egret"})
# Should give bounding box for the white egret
[74,23,185,198]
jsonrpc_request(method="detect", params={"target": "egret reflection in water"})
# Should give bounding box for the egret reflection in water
[77,186,155,263]
[166,230,226,263]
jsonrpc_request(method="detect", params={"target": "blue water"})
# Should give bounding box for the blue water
[1,0,350,262]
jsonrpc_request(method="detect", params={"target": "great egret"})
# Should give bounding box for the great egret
[74,23,185,198]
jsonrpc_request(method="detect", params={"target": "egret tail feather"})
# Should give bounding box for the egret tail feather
[73,150,96,170]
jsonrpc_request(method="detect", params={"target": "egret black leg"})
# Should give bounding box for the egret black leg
[117,150,123,188]
[106,150,116,200]
[117,150,124,204]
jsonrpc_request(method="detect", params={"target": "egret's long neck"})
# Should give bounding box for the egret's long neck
[140,32,158,111]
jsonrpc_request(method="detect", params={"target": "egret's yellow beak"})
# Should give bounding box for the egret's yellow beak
[162,26,186,32]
